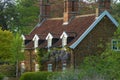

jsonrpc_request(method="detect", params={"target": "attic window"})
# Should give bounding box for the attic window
[33,35,39,48]
[62,37,67,47]
[112,39,120,51]
[48,38,52,48]
[34,38,38,48]
[46,33,53,48]
[60,32,68,47]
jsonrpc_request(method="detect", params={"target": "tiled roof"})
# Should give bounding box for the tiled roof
[24,14,96,49]
[24,35,34,40]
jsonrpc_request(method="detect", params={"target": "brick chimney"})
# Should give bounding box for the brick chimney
[98,0,111,14]
[63,0,79,25]
[40,0,50,22]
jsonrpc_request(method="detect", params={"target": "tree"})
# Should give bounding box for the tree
[0,28,13,62]
[0,0,39,33]
[10,0,39,34]
[0,0,16,30]
[112,3,120,22]
[11,33,24,77]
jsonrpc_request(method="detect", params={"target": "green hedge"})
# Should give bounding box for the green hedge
[20,72,58,80]
[0,73,4,80]
[0,64,15,77]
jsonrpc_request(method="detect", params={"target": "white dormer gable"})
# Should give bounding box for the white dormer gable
[46,33,53,40]
[46,33,53,48]
[21,34,26,40]
[60,32,68,39]
[21,35,25,52]
[60,32,68,47]
[33,34,39,48]
[33,34,39,41]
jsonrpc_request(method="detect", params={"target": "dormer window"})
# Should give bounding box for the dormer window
[21,34,26,45]
[33,34,39,48]
[60,32,68,47]
[21,35,26,52]
[21,35,26,41]
[46,33,53,48]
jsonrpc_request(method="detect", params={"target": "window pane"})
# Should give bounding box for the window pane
[48,64,52,72]
[48,39,52,48]
[112,41,117,50]
[62,37,67,47]
[118,41,120,50]
[62,63,67,71]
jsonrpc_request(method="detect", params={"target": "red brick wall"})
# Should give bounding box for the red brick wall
[24,50,36,72]
[73,16,117,68]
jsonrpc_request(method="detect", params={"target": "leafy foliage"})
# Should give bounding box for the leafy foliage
[0,73,4,80]
[20,72,57,80]
[11,33,24,63]
[37,47,72,70]
[112,3,120,22]
[37,48,48,70]
[49,47,71,63]
[0,29,13,62]
[0,0,16,30]
[0,0,39,33]
[10,33,24,77]
[78,27,120,80]
[48,69,79,80]
[0,64,15,77]
[10,0,39,34]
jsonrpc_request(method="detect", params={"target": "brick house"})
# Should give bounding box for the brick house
[21,0,119,72]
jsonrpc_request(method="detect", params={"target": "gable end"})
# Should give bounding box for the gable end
[70,11,119,49]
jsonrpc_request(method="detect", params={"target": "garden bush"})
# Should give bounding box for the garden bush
[0,64,15,77]
[48,69,106,80]
[20,71,58,80]
[48,69,79,80]
[0,73,4,80]
[79,52,120,80]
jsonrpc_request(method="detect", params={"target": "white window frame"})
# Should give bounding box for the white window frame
[111,39,120,51]
[62,63,67,71]
[46,33,53,48]
[48,64,52,72]
[62,36,67,47]
[33,34,39,49]
[21,35,25,52]
[34,38,38,48]
[60,32,68,47]
[35,63,39,72]
[47,38,52,48]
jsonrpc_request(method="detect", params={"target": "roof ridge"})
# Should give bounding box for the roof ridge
[47,17,63,20]
[47,14,96,20]
[76,14,96,18]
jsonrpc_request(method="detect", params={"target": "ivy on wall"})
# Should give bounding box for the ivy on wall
[36,47,72,70]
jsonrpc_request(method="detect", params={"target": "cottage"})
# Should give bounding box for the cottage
[21,0,119,72]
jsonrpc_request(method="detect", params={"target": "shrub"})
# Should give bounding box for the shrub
[48,69,79,80]
[79,53,120,80]
[0,64,15,77]
[20,71,57,80]
[0,73,4,80]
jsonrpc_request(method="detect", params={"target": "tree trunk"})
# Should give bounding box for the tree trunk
[16,60,19,77]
